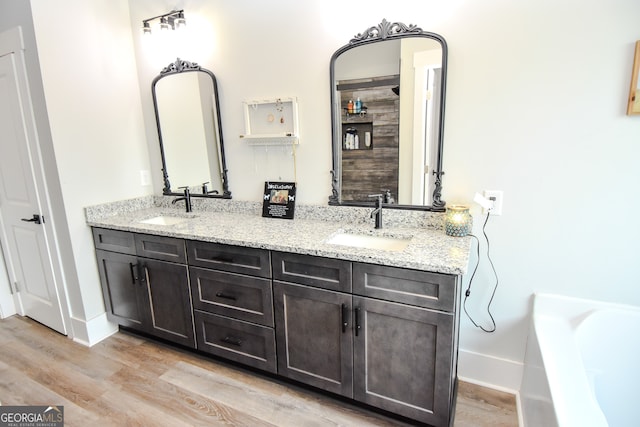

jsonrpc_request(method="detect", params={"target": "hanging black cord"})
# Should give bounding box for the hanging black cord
[463,211,498,333]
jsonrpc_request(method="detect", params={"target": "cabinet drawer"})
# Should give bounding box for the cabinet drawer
[272,252,352,292]
[93,228,136,255]
[194,310,276,373]
[190,267,273,327]
[353,263,457,312]
[187,241,270,278]
[135,233,186,263]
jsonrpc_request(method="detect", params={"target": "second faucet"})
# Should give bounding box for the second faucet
[369,194,383,229]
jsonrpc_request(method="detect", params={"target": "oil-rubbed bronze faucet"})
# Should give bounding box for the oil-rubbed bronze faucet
[172,186,192,212]
[368,194,383,229]
[201,182,219,195]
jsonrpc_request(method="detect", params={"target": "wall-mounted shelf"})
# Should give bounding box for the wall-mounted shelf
[240,97,299,145]
[342,122,373,150]
[344,106,368,118]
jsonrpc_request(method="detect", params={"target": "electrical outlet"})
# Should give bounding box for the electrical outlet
[483,190,503,215]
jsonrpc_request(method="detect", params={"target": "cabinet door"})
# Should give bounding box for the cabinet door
[141,258,195,348]
[273,281,353,397]
[95,249,148,330]
[353,296,454,426]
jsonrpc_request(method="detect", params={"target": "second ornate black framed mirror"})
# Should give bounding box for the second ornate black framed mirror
[329,20,447,210]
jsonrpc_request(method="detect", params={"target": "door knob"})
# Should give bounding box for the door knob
[21,214,43,224]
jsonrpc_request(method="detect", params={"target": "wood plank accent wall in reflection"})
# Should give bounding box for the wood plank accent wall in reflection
[339,78,400,203]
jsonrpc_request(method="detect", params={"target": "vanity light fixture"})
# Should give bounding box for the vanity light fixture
[142,10,186,36]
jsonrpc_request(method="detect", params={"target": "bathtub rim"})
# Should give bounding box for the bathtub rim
[526,293,640,427]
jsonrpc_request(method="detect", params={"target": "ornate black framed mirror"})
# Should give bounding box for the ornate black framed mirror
[152,58,231,198]
[329,20,447,210]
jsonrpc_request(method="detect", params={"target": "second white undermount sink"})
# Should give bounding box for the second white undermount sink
[139,215,189,226]
[326,231,411,252]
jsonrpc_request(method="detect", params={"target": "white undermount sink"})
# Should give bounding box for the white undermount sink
[139,215,189,226]
[326,231,411,252]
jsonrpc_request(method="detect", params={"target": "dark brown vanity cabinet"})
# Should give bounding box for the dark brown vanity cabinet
[93,229,460,426]
[187,241,277,373]
[273,252,459,426]
[93,228,195,348]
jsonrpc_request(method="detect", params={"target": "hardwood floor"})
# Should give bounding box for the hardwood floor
[0,316,518,426]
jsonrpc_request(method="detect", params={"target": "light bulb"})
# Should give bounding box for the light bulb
[159,17,170,31]
[142,21,151,35]
[174,12,186,30]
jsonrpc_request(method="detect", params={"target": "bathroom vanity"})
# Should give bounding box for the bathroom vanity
[87,197,470,426]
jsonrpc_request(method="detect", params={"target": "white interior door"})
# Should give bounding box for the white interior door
[0,238,16,318]
[0,27,66,334]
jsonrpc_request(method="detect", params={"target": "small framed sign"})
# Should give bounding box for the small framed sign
[262,182,296,219]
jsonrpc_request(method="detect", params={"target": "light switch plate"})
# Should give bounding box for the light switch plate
[140,170,151,186]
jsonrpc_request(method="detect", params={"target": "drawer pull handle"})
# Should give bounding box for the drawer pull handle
[221,336,242,346]
[216,292,237,301]
[355,307,361,337]
[211,256,234,263]
[341,303,348,333]
[129,263,138,285]
[139,265,147,284]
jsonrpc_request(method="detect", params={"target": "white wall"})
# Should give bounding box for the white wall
[26,0,151,342]
[445,0,640,388]
[129,0,640,390]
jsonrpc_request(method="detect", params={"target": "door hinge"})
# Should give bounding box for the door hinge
[426,89,433,100]
[13,281,20,293]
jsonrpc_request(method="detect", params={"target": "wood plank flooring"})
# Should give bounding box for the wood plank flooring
[0,316,518,426]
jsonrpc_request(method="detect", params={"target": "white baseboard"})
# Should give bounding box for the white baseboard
[515,391,525,427]
[70,313,118,347]
[457,349,523,394]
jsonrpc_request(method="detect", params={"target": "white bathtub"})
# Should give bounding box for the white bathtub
[520,293,640,427]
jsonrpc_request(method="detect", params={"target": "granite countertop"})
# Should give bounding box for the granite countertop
[86,196,472,275]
